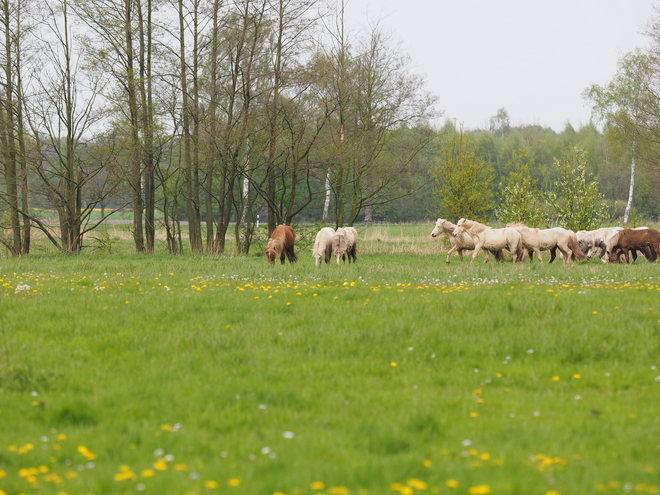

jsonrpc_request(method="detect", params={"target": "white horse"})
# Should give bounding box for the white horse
[430,218,504,263]
[576,227,623,261]
[452,218,522,263]
[312,227,335,266]
[511,224,586,265]
[332,227,358,264]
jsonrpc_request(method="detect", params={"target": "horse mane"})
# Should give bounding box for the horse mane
[333,229,347,254]
[461,218,488,234]
[438,219,457,233]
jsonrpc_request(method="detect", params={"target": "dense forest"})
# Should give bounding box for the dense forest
[0,0,659,255]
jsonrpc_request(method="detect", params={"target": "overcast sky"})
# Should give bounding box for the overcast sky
[343,0,657,132]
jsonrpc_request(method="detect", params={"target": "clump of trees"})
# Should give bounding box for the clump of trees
[0,0,436,255]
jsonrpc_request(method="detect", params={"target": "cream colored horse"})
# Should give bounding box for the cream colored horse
[312,227,335,266]
[452,218,522,263]
[511,224,586,265]
[430,218,503,263]
[332,227,358,264]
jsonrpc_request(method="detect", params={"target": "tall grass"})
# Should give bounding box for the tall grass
[0,236,659,495]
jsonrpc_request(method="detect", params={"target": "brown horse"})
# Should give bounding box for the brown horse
[265,225,297,264]
[606,228,660,263]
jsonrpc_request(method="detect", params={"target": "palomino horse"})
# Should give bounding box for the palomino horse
[430,218,504,263]
[452,218,522,263]
[510,224,586,265]
[265,225,297,264]
[312,227,335,266]
[606,228,660,263]
[332,227,358,264]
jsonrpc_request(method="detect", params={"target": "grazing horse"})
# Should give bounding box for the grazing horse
[312,227,335,266]
[576,227,623,261]
[510,224,586,265]
[452,218,523,263]
[332,227,358,264]
[606,228,660,263]
[430,218,504,263]
[265,225,297,264]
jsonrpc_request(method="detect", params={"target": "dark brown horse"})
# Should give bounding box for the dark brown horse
[265,225,297,264]
[606,228,660,263]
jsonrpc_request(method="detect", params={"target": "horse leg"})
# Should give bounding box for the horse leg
[280,251,286,264]
[549,247,557,263]
[446,244,459,264]
[471,242,484,263]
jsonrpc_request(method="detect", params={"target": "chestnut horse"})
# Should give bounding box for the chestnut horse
[606,228,660,263]
[265,225,297,264]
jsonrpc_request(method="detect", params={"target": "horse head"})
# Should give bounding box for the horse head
[452,218,466,237]
[431,219,442,237]
[265,241,278,264]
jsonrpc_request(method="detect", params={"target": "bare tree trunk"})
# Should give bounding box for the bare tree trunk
[124,0,145,253]
[137,0,156,253]
[623,140,635,225]
[1,0,21,254]
[322,168,331,221]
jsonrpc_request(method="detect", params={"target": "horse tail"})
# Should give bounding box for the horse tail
[568,234,587,260]
[514,237,523,262]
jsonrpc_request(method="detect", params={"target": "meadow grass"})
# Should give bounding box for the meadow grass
[1,230,659,495]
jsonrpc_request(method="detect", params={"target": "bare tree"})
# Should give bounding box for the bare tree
[26,0,117,252]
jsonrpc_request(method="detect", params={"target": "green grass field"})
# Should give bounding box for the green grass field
[1,225,659,495]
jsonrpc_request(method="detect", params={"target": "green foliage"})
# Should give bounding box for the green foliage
[546,146,608,230]
[495,150,546,226]
[431,129,494,222]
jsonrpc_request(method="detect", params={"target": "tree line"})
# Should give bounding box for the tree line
[1,0,659,256]
[0,0,436,256]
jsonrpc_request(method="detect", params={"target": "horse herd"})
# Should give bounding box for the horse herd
[264,220,660,265]
[431,218,660,264]
[265,225,358,265]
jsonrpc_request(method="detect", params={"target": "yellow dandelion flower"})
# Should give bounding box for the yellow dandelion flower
[154,458,167,470]
[0,470,5,478]
[391,362,397,367]
[468,486,491,495]
[65,471,78,479]
[480,452,491,461]
[545,491,560,495]
[469,411,478,418]
[423,459,432,468]
[273,492,286,495]
[408,478,428,490]
[311,481,325,490]
[572,374,581,379]
[552,376,560,381]
[446,479,459,488]
[227,478,241,487]
[142,469,155,477]
[328,487,349,495]
[175,464,189,471]
[161,424,172,431]
[77,445,97,461]
[204,480,219,489]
